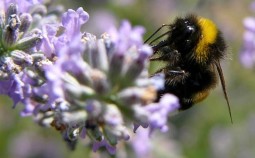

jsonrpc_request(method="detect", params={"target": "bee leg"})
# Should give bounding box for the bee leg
[150,49,180,61]
[152,40,168,52]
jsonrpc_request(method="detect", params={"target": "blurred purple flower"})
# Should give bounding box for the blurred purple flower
[92,139,116,155]
[251,1,255,10]
[145,94,179,134]
[131,127,152,158]
[0,0,43,13]
[9,132,64,158]
[240,17,255,68]
[87,10,117,35]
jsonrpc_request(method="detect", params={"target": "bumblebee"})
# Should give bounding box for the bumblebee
[146,14,232,122]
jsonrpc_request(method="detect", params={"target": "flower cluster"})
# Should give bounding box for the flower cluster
[0,2,45,107]
[240,1,255,68]
[0,1,180,155]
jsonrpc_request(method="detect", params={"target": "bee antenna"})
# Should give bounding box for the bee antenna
[215,61,233,124]
[144,24,170,44]
[148,31,171,45]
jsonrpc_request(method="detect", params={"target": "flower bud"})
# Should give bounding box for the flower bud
[15,34,42,50]
[4,14,20,46]
[60,111,87,126]
[118,86,156,106]
[91,39,109,72]
[10,50,33,65]
[8,14,20,30]
[31,53,46,61]
[6,3,18,21]
[30,4,47,16]
[90,69,109,94]
[65,82,95,99]
[103,127,118,146]
[108,53,124,87]
[19,13,33,35]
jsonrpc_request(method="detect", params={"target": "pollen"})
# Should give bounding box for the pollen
[195,17,218,62]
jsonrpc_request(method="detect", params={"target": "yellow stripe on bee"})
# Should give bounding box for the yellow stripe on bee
[192,90,210,103]
[195,17,218,62]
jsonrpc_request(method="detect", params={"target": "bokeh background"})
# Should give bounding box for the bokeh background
[1,0,255,157]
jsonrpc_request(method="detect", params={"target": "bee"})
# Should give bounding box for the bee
[146,14,233,122]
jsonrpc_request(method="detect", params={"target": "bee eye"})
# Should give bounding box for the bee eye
[187,26,195,32]
[186,25,195,35]
[181,25,195,40]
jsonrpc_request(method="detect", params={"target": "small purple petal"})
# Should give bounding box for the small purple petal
[130,26,145,45]
[79,127,87,139]
[107,20,146,54]
[150,73,165,90]
[159,94,180,112]
[92,139,116,155]
[20,100,35,116]
[145,94,179,134]
[61,7,89,38]
[76,7,89,24]
[40,35,55,58]
[131,127,151,157]
[104,105,123,126]
[138,45,153,61]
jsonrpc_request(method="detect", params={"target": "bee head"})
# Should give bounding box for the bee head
[169,15,201,54]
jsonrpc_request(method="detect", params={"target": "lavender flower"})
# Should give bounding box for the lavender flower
[240,17,255,68]
[0,3,44,107]
[35,15,179,153]
[0,1,180,155]
[240,1,255,68]
[131,127,152,157]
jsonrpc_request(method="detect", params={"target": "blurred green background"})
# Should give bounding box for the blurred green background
[1,0,255,157]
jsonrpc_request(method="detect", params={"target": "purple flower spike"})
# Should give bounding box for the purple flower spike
[240,17,255,68]
[0,1,182,155]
